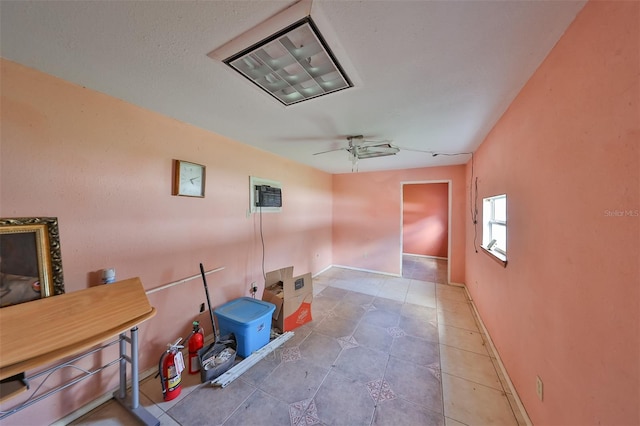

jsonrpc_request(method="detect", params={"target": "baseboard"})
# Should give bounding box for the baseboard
[462,286,532,426]
[51,390,115,426]
[330,264,401,278]
[402,253,448,261]
[52,333,217,425]
[312,264,333,278]
[51,364,158,426]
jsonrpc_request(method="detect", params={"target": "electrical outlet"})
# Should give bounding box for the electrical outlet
[536,375,544,401]
[200,302,205,313]
[250,282,258,295]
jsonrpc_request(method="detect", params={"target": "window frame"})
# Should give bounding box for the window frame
[481,194,508,267]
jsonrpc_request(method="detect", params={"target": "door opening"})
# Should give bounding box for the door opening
[400,181,451,283]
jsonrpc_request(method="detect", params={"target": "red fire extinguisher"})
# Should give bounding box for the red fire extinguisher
[188,321,204,375]
[158,338,184,401]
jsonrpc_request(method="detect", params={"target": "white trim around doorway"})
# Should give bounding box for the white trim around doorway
[400,179,452,284]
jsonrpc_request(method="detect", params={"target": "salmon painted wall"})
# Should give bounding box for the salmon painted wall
[464,2,639,425]
[333,167,465,283]
[402,183,449,258]
[0,59,333,424]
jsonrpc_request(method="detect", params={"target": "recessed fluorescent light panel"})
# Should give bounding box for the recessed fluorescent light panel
[224,17,352,106]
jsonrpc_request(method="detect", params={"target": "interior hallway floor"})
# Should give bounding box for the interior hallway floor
[70,266,528,426]
[402,254,448,283]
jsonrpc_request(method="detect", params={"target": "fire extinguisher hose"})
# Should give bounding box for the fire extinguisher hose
[158,351,168,397]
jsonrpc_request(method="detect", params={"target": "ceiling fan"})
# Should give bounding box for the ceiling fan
[313,135,400,163]
[312,135,468,171]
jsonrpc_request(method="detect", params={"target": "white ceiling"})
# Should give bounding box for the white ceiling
[0,0,585,174]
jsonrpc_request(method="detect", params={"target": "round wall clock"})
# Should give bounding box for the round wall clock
[173,160,206,197]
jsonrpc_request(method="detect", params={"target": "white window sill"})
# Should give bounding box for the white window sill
[481,246,508,267]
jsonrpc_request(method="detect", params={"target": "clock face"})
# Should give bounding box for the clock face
[175,160,205,197]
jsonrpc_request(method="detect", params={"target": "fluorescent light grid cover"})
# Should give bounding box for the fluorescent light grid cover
[225,17,352,106]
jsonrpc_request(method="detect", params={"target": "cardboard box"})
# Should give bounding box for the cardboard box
[262,266,313,332]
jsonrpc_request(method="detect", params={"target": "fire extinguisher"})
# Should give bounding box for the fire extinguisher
[188,321,204,375]
[158,338,184,401]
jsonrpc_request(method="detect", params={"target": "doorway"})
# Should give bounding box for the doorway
[400,181,451,283]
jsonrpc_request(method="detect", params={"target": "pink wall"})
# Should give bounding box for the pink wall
[333,167,465,283]
[464,2,639,425]
[402,183,448,258]
[0,59,333,424]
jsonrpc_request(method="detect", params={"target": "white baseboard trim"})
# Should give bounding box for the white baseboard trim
[462,286,532,426]
[51,390,115,426]
[331,264,401,278]
[52,333,218,425]
[51,364,158,426]
[402,253,448,261]
[312,264,333,278]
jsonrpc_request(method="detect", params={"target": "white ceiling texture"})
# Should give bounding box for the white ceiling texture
[1,0,585,174]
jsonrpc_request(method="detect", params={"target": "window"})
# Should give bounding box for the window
[482,194,507,265]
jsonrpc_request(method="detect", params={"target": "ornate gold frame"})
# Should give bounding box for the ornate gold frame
[0,217,64,307]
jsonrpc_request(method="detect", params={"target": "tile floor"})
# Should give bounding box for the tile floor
[70,259,527,426]
[401,254,448,283]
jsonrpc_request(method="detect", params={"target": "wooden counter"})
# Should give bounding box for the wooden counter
[0,277,156,381]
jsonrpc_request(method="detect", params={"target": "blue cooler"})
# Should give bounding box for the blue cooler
[214,297,275,358]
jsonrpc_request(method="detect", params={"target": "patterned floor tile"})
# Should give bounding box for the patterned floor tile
[429,365,442,381]
[385,356,444,414]
[302,399,321,425]
[257,358,328,404]
[334,345,389,384]
[298,332,343,368]
[373,396,445,426]
[337,335,359,349]
[224,389,291,426]
[386,326,406,338]
[362,303,377,312]
[362,309,401,328]
[77,266,526,426]
[332,300,367,322]
[289,398,310,419]
[353,322,394,353]
[314,313,359,338]
[281,346,302,363]
[391,334,440,367]
[367,379,397,403]
[314,371,376,425]
[289,398,321,426]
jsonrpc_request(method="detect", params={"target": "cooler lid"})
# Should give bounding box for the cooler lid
[214,297,275,324]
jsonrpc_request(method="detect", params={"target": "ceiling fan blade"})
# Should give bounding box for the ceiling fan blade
[395,146,437,154]
[313,147,347,155]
